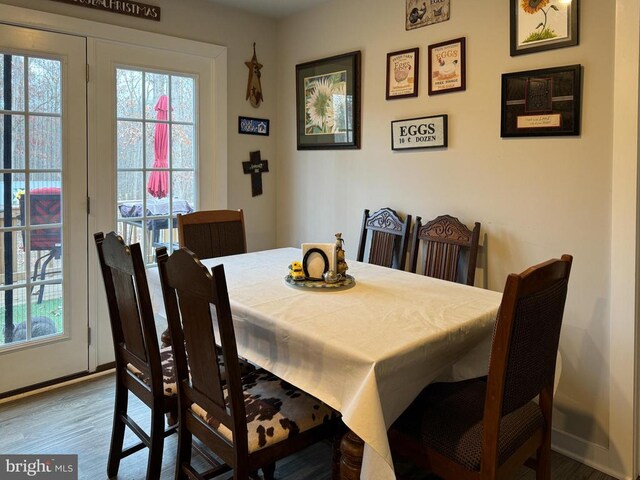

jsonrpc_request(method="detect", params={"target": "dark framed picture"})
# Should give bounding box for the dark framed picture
[510,0,579,56]
[406,0,450,30]
[296,51,361,150]
[391,114,448,150]
[501,64,582,137]
[386,48,419,100]
[428,37,466,95]
[238,116,269,136]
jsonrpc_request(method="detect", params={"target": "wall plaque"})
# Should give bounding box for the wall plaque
[391,114,448,150]
[50,0,161,21]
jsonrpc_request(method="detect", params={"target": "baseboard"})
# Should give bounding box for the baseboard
[0,367,115,405]
[552,427,627,480]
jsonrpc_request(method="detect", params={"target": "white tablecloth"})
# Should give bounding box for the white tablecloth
[147,248,502,480]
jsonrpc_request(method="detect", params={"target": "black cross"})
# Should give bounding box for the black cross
[242,150,269,197]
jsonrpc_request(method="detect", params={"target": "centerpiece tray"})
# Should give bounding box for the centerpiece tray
[284,274,356,291]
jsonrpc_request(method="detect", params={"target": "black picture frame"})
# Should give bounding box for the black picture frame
[500,64,582,137]
[296,51,361,150]
[386,47,419,100]
[391,114,448,150]
[238,116,269,136]
[510,0,579,56]
[427,37,466,96]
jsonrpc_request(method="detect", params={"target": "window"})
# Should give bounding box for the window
[115,68,196,264]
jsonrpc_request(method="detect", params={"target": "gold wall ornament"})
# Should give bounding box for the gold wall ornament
[245,43,263,108]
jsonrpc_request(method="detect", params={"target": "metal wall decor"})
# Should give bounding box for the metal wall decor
[245,43,264,108]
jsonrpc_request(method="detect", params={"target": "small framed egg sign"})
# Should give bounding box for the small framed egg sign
[391,114,448,150]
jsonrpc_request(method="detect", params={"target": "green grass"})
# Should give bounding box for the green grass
[0,297,63,344]
[523,28,557,43]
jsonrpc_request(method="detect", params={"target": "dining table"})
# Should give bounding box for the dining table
[146,247,502,480]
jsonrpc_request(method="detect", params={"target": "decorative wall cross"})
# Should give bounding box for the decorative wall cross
[242,150,269,197]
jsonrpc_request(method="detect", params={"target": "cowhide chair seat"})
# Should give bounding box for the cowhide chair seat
[127,345,255,397]
[191,369,339,452]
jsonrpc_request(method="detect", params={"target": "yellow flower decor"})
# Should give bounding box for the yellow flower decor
[521,0,550,14]
[520,0,559,43]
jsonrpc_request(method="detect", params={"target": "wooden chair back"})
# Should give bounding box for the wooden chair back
[95,232,179,479]
[356,207,411,270]
[409,214,480,286]
[156,247,250,461]
[177,209,247,260]
[481,254,572,477]
[94,232,163,396]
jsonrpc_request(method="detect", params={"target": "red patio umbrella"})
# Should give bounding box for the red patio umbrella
[147,95,170,199]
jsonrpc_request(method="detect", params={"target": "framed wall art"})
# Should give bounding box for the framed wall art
[406,0,450,30]
[386,48,419,100]
[510,0,579,56]
[428,37,466,95]
[500,64,582,137]
[296,51,361,150]
[238,116,269,136]
[391,114,448,150]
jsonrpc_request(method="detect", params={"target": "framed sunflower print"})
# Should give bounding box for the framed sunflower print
[511,0,579,56]
[296,51,361,150]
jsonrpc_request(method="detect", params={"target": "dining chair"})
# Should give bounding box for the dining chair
[356,207,411,270]
[389,254,573,480]
[177,209,246,260]
[409,214,481,286]
[20,187,62,303]
[94,232,178,480]
[156,246,342,480]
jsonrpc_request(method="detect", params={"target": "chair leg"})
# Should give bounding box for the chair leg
[536,437,552,480]
[262,463,276,480]
[107,382,128,478]
[175,425,192,480]
[146,402,166,480]
[36,252,56,304]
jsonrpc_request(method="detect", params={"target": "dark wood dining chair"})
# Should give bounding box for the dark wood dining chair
[356,207,411,270]
[177,209,246,260]
[389,254,573,480]
[94,232,178,480]
[409,214,481,286]
[156,246,342,480]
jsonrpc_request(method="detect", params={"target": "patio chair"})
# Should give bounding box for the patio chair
[156,246,342,480]
[389,254,573,480]
[356,207,411,270]
[19,187,62,303]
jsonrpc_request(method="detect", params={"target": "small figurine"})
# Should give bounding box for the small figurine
[335,233,349,277]
[323,270,339,284]
[288,261,305,281]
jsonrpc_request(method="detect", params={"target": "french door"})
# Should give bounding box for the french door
[0,25,88,393]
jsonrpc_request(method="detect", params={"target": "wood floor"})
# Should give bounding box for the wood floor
[0,373,617,480]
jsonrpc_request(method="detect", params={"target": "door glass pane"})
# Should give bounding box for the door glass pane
[0,115,26,170]
[29,116,62,169]
[0,52,63,348]
[116,67,196,265]
[0,55,26,112]
[28,58,61,114]
[116,69,143,119]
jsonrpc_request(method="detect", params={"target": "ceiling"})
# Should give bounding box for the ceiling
[205,0,330,18]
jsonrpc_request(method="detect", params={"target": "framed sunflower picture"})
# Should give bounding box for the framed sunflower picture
[296,51,361,150]
[511,0,579,56]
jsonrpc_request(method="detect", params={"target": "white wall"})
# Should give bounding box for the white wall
[0,0,279,252]
[276,0,634,477]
